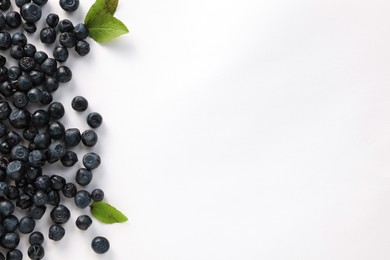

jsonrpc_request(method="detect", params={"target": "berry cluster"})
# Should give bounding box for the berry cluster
[0,0,111,259]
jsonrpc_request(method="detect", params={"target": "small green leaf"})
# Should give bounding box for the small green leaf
[84,0,119,24]
[87,14,129,43]
[90,201,128,224]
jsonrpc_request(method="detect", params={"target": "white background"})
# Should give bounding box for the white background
[24,0,390,259]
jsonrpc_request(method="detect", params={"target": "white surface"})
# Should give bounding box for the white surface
[26,0,390,259]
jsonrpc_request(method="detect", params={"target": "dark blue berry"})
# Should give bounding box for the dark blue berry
[50,204,70,224]
[34,175,51,193]
[58,19,73,32]
[23,22,37,33]
[30,70,45,85]
[2,215,18,232]
[75,168,92,186]
[48,224,64,241]
[40,57,57,75]
[82,152,101,170]
[40,91,53,105]
[47,121,65,139]
[64,128,81,147]
[62,182,76,198]
[15,0,29,8]
[75,40,90,56]
[0,101,11,120]
[91,236,110,254]
[91,189,104,202]
[56,65,72,83]
[10,144,29,162]
[28,244,44,259]
[71,96,88,111]
[6,11,21,28]
[6,249,22,260]
[46,13,58,27]
[53,46,68,62]
[5,131,21,146]
[8,108,31,129]
[74,190,91,208]
[0,199,14,217]
[10,45,25,59]
[0,0,10,11]
[59,32,76,48]
[34,51,47,64]
[81,129,98,147]
[75,215,92,230]
[0,32,11,50]
[50,175,65,190]
[7,66,21,81]
[33,133,51,150]
[46,190,60,206]
[43,76,59,92]
[73,23,89,40]
[46,142,66,163]
[60,150,78,167]
[27,88,43,103]
[18,216,35,234]
[31,110,50,127]
[4,186,19,200]
[12,91,28,108]
[11,32,27,46]
[28,150,46,167]
[17,74,33,91]
[28,231,44,245]
[40,27,56,44]
[0,13,5,31]
[19,57,35,72]
[32,190,47,207]
[24,43,36,57]
[48,102,65,119]
[21,2,42,23]
[0,123,7,138]
[0,232,19,249]
[87,112,103,128]
[6,160,26,181]
[60,0,79,12]
[16,194,32,209]
[33,0,47,6]
[28,205,46,219]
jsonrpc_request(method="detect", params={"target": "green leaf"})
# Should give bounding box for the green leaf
[87,14,129,43]
[85,0,119,24]
[90,201,128,224]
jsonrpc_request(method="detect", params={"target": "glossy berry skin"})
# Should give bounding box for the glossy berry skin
[50,175,65,191]
[10,45,24,59]
[62,183,77,198]
[91,236,110,254]
[47,190,60,206]
[75,215,92,230]
[34,51,47,64]
[91,189,104,202]
[6,249,22,260]
[41,58,57,75]
[7,66,21,81]
[6,11,22,28]
[17,75,33,91]
[53,46,68,62]
[75,168,92,186]
[56,66,72,83]
[87,112,103,128]
[28,244,44,259]
[75,40,90,56]
[31,110,50,127]
[43,76,59,92]
[32,190,47,207]
[50,205,70,224]
[60,0,79,12]
[48,224,65,241]
[11,92,28,108]
[24,43,37,57]
[30,70,45,86]
[60,150,78,167]
[64,128,81,147]
[2,215,19,232]
[47,121,65,140]
[40,27,56,44]
[21,2,42,23]
[0,101,11,120]
[0,0,10,11]
[28,150,46,167]
[46,142,66,163]
[71,96,88,111]
[46,13,59,27]
[10,144,29,162]
[73,23,89,40]
[28,231,44,245]
[40,91,53,105]
[48,102,65,119]
[28,205,46,220]
[6,160,26,181]
[4,186,19,200]
[23,22,37,33]
[59,32,76,48]
[8,108,31,129]
[33,133,51,150]
[0,32,11,50]
[0,200,14,217]
[33,0,48,6]
[18,216,35,234]
[0,232,19,249]
[15,0,29,7]
[34,175,51,193]
[81,130,98,147]
[74,190,91,208]
[27,88,43,103]
[19,57,35,72]
[58,19,73,32]
[82,152,101,170]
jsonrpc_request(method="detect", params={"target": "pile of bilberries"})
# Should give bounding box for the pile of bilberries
[0,0,111,259]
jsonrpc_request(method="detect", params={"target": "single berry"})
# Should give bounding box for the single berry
[64,128,81,147]
[75,40,90,56]
[75,168,92,186]
[0,232,19,249]
[91,189,104,202]
[27,244,44,259]
[91,236,110,254]
[40,27,56,44]
[18,216,35,234]
[73,23,89,40]
[6,249,22,260]
[21,2,42,23]
[28,231,44,245]
[74,190,91,208]
[62,183,77,198]
[59,0,79,12]
[53,46,68,62]
[50,204,70,224]
[87,112,103,128]
[6,11,22,28]
[46,13,59,27]
[81,129,98,147]
[48,224,65,241]
[57,19,73,32]
[75,215,92,230]
[82,152,101,170]
[60,150,78,167]
[71,96,88,111]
